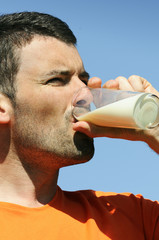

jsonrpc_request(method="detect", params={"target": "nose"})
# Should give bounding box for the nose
[70,76,89,108]
[72,86,93,118]
[73,76,88,94]
[72,86,93,105]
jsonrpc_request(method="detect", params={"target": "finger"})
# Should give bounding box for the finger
[140,77,159,97]
[73,121,144,141]
[115,76,134,91]
[128,75,145,92]
[102,79,119,90]
[88,77,102,88]
[73,121,109,138]
[73,121,159,154]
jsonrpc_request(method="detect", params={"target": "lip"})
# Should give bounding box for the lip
[72,116,78,123]
[70,105,77,123]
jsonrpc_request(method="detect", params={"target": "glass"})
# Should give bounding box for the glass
[72,87,159,129]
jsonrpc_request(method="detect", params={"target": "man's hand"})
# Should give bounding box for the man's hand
[73,75,159,154]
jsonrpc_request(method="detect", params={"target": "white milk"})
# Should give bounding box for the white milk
[76,93,159,129]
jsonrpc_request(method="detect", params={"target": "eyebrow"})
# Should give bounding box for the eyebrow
[79,71,90,79]
[45,70,71,77]
[43,70,90,79]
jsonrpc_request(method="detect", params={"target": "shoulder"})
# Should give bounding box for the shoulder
[58,187,159,216]
[56,186,159,237]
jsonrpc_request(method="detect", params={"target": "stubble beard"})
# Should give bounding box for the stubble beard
[12,104,94,169]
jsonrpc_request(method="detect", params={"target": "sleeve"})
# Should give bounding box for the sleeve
[95,191,159,240]
[137,194,159,240]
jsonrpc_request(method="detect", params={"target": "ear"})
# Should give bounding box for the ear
[0,93,13,124]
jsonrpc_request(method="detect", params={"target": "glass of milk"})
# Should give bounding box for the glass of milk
[72,87,159,129]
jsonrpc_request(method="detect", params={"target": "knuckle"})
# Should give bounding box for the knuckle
[128,75,141,84]
[115,76,127,81]
[129,74,139,79]
[128,75,139,81]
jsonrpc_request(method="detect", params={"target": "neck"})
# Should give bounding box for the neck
[0,125,59,208]
[0,152,59,208]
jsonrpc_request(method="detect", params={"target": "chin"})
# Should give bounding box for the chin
[60,153,94,169]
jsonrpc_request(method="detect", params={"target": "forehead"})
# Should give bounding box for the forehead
[18,36,83,76]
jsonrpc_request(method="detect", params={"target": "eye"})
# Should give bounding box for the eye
[47,78,62,83]
[46,78,68,86]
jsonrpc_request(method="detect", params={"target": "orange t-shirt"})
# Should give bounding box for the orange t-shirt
[0,186,159,239]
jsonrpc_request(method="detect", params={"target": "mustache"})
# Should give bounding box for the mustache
[64,108,74,122]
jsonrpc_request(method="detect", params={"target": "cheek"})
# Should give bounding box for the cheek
[15,85,72,125]
[38,96,67,119]
[39,89,73,117]
[32,99,70,129]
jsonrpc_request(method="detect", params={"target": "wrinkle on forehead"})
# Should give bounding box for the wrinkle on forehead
[17,36,84,78]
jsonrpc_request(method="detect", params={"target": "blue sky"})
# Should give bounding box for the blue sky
[1,0,159,201]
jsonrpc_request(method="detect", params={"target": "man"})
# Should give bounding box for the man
[0,11,158,239]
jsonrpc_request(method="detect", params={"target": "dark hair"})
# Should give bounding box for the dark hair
[0,12,77,102]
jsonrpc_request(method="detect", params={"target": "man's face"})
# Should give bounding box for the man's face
[12,36,94,169]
